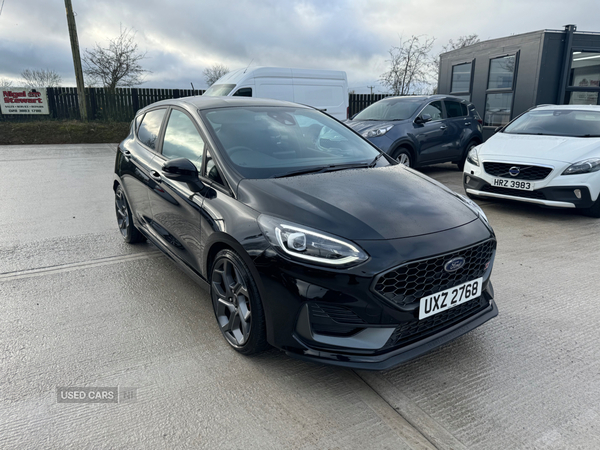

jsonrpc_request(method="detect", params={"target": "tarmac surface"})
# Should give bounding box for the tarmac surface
[1,144,599,449]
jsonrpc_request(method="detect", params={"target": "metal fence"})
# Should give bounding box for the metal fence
[1,88,389,122]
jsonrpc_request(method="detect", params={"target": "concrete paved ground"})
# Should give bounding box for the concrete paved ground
[1,144,599,449]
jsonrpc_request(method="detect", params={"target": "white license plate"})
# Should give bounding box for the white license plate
[491,177,534,191]
[419,278,483,320]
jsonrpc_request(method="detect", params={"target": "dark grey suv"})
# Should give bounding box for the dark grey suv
[346,95,483,169]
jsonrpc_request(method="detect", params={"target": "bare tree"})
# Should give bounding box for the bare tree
[380,35,436,96]
[0,78,13,88]
[203,64,229,87]
[442,34,480,53]
[432,34,481,89]
[21,69,62,88]
[83,27,149,90]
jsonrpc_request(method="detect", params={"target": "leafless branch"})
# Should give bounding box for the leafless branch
[83,26,149,90]
[203,64,229,87]
[20,69,62,88]
[380,35,436,96]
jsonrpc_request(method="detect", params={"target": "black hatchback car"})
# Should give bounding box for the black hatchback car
[346,95,483,169]
[114,96,497,369]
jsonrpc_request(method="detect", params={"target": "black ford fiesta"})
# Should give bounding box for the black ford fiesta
[114,96,498,370]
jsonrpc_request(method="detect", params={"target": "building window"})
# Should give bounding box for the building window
[488,55,516,89]
[450,62,473,100]
[484,93,514,127]
[564,51,600,105]
[484,54,517,127]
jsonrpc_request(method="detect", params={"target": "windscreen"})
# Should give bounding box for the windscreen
[504,109,600,137]
[203,84,236,97]
[353,98,422,121]
[200,106,383,179]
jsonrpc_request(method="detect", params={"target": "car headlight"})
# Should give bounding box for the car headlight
[562,158,600,175]
[362,125,393,138]
[466,147,480,167]
[257,215,369,267]
[457,194,489,224]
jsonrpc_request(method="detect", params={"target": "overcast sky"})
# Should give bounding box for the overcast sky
[0,0,598,93]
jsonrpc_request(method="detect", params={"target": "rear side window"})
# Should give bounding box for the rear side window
[137,109,166,150]
[232,88,252,97]
[445,101,468,118]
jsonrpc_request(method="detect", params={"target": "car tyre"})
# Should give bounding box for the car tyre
[210,249,269,355]
[456,141,478,171]
[115,185,146,244]
[393,147,412,167]
[581,197,600,218]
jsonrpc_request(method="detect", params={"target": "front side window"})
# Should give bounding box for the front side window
[161,109,205,170]
[232,88,252,97]
[201,107,383,179]
[420,101,443,121]
[137,109,166,150]
[504,109,600,138]
[204,148,225,185]
[353,98,422,121]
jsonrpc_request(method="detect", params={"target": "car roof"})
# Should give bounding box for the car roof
[534,104,600,111]
[138,96,307,114]
[377,94,469,102]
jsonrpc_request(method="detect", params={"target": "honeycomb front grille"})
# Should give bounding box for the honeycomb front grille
[372,240,495,308]
[384,295,489,349]
[483,162,553,180]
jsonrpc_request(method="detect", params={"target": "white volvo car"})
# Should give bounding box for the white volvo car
[463,105,600,217]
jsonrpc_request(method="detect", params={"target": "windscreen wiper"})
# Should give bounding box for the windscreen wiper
[369,152,386,168]
[272,163,370,178]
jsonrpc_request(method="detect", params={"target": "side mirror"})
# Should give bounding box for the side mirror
[416,113,432,124]
[162,158,199,183]
[162,158,206,193]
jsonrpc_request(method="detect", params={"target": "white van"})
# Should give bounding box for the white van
[203,67,349,120]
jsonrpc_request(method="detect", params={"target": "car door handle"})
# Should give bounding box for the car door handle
[150,170,162,182]
[439,125,447,130]
[464,122,471,126]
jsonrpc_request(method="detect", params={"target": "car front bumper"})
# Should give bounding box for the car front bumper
[463,173,596,209]
[253,219,498,370]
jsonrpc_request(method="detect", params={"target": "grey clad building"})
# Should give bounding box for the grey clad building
[438,25,600,140]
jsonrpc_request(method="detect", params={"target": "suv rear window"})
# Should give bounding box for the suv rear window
[445,101,468,118]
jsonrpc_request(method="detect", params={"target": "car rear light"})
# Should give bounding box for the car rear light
[476,117,483,125]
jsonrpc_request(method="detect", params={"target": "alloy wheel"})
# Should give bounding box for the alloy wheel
[211,258,252,346]
[397,152,411,167]
[115,189,130,238]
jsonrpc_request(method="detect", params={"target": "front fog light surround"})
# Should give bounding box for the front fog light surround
[258,215,369,266]
[362,125,393,138]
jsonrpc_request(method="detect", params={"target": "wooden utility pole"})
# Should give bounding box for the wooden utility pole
[64,0,88,121]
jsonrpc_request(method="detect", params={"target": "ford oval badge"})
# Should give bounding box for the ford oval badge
[444,257,465,272]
